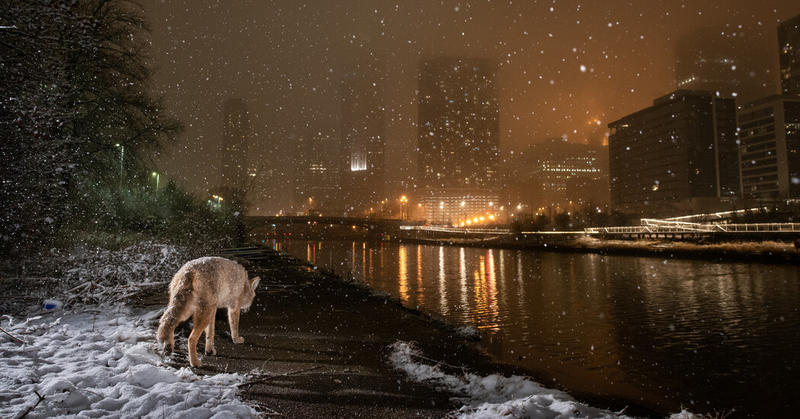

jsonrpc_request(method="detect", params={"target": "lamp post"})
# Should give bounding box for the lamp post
[151,172,160,191]
[400,195,408,221]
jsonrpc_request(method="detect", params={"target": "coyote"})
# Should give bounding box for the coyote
[157,257,260,367]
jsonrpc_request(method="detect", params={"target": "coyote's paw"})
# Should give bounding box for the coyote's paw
[161,342,173,355]
[205,346,216,356]
[233,336,245,344]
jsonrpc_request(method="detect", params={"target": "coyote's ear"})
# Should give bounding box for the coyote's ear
[250,276,261,290]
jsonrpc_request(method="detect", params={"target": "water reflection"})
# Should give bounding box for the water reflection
[398,245,408,303]
[279,240,800,417]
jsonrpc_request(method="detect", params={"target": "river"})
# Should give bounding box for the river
[271,239,800,417]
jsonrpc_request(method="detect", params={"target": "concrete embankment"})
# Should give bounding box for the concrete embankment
[395,233,800,264]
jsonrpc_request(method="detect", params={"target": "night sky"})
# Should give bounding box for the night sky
[143,0,800,195]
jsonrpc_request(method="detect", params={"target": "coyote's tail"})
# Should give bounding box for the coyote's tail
[157,271,195,350]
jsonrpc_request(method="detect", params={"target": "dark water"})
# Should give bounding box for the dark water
[273,240,800,417]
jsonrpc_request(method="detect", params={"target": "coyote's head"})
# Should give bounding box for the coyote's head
[240,276,260,312]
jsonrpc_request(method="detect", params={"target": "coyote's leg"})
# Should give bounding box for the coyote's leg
[188,305,214,367]
[205,310,216,355]
[227,305,244,344]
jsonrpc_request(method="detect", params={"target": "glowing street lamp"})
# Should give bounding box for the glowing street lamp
[400,195,408,220]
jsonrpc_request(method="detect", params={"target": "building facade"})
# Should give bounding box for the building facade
[290,128,341,215]
[417,56,500,223]
[675,26,772,103]
[738,95,800,199]
[339,69,386,216]
[526,138,609,209]
[608,90,739,217]
[779,15,800,96]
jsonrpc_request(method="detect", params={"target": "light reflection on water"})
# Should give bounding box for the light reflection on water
[273,240,800,416]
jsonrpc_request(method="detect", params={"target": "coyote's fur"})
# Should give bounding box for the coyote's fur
[157,257,260,367]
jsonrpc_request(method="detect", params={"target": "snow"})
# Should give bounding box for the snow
[389,341,631,419]
[0,308,258,419]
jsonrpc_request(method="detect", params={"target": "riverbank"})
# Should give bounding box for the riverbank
[1,243,684,417]
[396,234,800,264]
[147,247,655,418]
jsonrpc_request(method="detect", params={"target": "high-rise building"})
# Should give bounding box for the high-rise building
[738,95,800,199]
[526,138,609,208]
[290,128,341,215]
[675,26,773,103]
[608,90,739,217]
[418,56,500,189]
[339,68,386,216]
[417,56,500,223]
[779,15,800,96]
[221,98,249,194]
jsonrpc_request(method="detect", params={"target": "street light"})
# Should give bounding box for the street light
[439,201,444,225]
[151,172,160,191]
[460,200,466,226]
[400,195,408,220]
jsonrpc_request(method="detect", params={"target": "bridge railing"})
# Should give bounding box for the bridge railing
[584,222,800,235]
[714,223,800,233]
[400,225,512,235]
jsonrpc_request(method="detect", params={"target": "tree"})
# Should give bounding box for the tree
[0,0,180,254]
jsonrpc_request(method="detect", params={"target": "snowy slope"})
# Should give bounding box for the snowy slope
[0,307,257,418]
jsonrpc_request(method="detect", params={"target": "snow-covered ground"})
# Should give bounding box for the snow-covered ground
[389,341,703,419]
[0,308,258,419]
[0,242,259,418]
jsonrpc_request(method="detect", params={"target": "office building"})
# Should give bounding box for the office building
[779,15,800,96]
[738,95,800,199]
[527,138,609,208]
[291,128,341,214]
[675,26,771,103]
[339,69,386,216]
[417,56,500,222]
[608,90,739,217]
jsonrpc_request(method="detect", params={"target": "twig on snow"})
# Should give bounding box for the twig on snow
[0,324,25,344]
[20,390,45,418]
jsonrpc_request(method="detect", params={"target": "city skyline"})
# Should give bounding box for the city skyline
[146,1,799,199]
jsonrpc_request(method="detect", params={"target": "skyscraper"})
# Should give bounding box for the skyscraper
[339,67,386,216]
[779,15,800,96]
[221,98,249,194]
[675,27,773,103]
[418,56,500,189]
[608,90,739,217]
[289,128,341,215]
[417,57,500,223]
[738,95,800,199]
